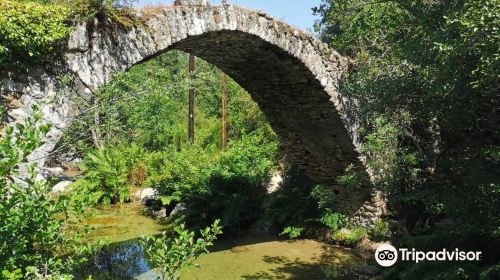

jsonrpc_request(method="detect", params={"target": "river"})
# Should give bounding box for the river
[75,203,370,279]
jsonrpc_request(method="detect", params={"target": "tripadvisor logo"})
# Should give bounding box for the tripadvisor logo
[375,244,482,267]
[375,244,398,267]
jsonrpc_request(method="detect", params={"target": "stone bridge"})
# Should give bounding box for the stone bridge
[0,2,385,225]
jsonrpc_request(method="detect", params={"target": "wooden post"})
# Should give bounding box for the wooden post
[221,72,227,150]
[188,54,195,144]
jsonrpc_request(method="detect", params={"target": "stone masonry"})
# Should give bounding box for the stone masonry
[0,3,386,225]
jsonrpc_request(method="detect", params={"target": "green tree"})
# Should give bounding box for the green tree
[314,0,500,278]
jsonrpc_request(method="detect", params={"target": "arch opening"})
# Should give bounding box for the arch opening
[164,30,361,184]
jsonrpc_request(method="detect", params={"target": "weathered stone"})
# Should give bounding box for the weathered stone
[0,4,387,226]
[134,188,158,205]
[364,205,377,213]
[174,0,208,6]
[47,167,65,177]
[51,180,72,193]
[170,202,188,217]
[67,22,90,52]
[152,208,168,219]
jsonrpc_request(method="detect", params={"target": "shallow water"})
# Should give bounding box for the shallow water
[83,203,167,243]
[176,238,368,280]
[77,203,369,280]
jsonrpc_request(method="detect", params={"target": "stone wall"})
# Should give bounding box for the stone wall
[0,3,386,226]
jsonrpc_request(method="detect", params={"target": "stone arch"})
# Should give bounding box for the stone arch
[65,4,361,182]
[1,3,385,224]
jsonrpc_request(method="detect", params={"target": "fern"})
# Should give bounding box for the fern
[73,143,144,205]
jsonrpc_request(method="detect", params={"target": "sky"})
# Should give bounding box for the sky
[134,0,323,31]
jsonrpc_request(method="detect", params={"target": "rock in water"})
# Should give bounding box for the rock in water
[47,167,64,177]
[170,202,187,217]
[51,181,73,193]
[134,188,158,205]
[152,208,167,219]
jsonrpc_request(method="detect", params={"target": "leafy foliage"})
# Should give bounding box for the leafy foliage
[72,143,145,205]
[140,220,223,280]
[0,105,96,279]
[314,0,500,277]
[68,0,138,27]
[279,226,304,239]
[319,211,348,233]
[331,227,367,247]
[0,0,72,70]
[263,168,321,232]
[150,131,277,232]
[368,219,391,240]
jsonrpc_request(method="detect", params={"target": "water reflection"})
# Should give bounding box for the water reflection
[75,204,370,280]
[77,239,151,279]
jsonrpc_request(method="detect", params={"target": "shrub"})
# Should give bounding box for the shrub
[369,219,390,239]
[73,143,145,205]
[145,147,215,198]
[335,164,364,190]
[310,185,337,211]
[279,226,305,239]
[69,0,138,27]
[263,167,320,229]
[0,105,96,279]
[331,227,367,246]
[140,220,223,280]
[320,211,348,232]
[0,0,72,70]
[480,264,500,280]
[184,132,277,232]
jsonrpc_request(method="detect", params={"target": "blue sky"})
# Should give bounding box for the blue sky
[134,0,322,31]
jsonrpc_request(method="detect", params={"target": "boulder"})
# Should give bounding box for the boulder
[51,181,72,193]
[152,208,167,219]
[47,167,65,177]
[169,202,187,217]
[134,188,158,205]
[266,171,283,194]
[67,22,89,52]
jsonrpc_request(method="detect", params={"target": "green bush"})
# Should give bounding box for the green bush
[69,0,137,27]
[280,226,305,239]
[314,0,500,276]
[480,264,500,280]
[0,0,72,70]
[369,219,390,239]
[184,132,277,232]
[320,211,348,232]
[145,147,215,198]
[0,105,96,279]
[335,164,364,190]
[264,167,320,229]
[72,143,145,205]
[140,220,223,280]
[144,130,276,232]
[331,227,367,247]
